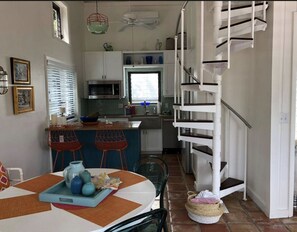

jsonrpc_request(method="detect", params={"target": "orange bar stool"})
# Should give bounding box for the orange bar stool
[95,130,128,170]
[48,130,84,171]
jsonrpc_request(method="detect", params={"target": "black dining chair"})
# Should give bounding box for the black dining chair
[103,208,168,232]
[133,155,169,232]
[133,155,169,208]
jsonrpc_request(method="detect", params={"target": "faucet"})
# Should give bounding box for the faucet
[143,101,149,115]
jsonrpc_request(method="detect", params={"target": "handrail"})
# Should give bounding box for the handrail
[221,99,252,129]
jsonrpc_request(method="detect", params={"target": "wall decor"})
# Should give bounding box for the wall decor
[10,57,31,84]
[13,86,34,114]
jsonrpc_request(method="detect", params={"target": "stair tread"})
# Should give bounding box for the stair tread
[181,82,218,86]
[221,1,268,12]
[217,37,253,48]
[173,103,215,106]
[203,60,228,64]
[193,145,213,156]
[176,119,213,123]
[220,178,244,190]
[210,161,227,172]
[219,17,266,30]
[180,132,213,139]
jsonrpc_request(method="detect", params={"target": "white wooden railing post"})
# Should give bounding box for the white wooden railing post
[174,35,178,104]
[200,1,204,85]
[181,8,185,107]
[263,1,266,21]
[227,1,231,69]
[243,126,248,201]
[251,1,255,48]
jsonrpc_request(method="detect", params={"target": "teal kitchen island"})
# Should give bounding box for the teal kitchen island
[47,121,141,172]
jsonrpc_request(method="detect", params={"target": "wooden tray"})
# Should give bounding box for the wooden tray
[39,180,113,207]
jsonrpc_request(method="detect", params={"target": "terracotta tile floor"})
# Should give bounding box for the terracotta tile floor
[153,153,297,232]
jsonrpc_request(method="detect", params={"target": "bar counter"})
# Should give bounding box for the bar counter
[47,121,141,172]
[47,121,141,131]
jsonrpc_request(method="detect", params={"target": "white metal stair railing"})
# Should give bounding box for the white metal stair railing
[173,1,268,200]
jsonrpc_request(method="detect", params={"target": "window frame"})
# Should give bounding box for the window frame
[51,1,70,44]
[52,2,63,40]
[128,71,161,104]
[46,57,78,121]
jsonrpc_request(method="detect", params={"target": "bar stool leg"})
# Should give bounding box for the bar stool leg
[100,151,106,168]
[119,149,128,170]
[123,150,128,170]
[119,150,124,170]
[79,150,84,161]
[61,151,65,170]
[72,151,76,161]
[53,151,60,171]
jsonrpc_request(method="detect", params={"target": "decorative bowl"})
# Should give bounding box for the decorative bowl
[80,116,98,123]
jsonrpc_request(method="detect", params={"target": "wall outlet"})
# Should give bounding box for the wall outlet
[280,112,289,124]
[118,103,124,108]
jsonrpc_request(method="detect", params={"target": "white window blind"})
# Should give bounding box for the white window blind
[46,59,77,120]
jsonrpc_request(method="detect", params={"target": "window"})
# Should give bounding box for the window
[52,1,69,44]
[52,3,63,40]
[128,71,161,104]
[46,58,77,120]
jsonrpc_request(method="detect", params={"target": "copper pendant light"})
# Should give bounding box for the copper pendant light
[87,1,109,34]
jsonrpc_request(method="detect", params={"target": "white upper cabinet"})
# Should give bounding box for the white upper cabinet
[104,51,123,80]
[84,51,123,81]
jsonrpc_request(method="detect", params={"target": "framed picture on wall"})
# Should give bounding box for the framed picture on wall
[10,57,31,84]
[13,86,35,114]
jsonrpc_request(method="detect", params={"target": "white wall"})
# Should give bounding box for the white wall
[0,1,84,179]
[84,1,183,52]
[220,2,273,216]
[220,1,297,218]
[269,2,297,218]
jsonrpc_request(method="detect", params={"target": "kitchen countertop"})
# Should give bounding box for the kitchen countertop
[46,121,141,131]
[99,114,173,119]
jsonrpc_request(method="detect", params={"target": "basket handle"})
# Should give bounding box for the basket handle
[187,191,197,199]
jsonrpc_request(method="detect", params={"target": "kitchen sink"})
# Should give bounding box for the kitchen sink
[129,115,161,129]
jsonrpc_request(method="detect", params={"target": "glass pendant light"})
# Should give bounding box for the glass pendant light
[87,1,109,34]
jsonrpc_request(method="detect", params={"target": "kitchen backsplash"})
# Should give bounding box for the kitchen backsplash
[81,97,174,116]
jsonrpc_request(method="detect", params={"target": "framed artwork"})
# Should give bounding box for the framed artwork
[13,86,35,114]
[10,57,31,84]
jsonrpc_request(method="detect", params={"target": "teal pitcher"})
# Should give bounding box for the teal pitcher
[63,160,85,188]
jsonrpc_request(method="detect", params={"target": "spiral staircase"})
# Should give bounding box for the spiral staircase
[173,1,268,199]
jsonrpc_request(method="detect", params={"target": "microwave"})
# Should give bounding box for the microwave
[87,80,121,99]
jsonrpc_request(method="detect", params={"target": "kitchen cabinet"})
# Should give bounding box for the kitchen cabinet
[141,129,162,153]
[84,51,123,81]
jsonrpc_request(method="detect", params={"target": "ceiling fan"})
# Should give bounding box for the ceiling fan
[118,11,159,32]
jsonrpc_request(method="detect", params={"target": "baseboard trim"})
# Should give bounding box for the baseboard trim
[247,186,269,217]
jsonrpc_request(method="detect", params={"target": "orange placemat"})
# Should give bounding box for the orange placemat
[108,170,146,189]
[15,173,64,193]
[0,194,51,220]
[67,195,141,227]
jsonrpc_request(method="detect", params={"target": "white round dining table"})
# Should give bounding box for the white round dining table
[0,168,156,232]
